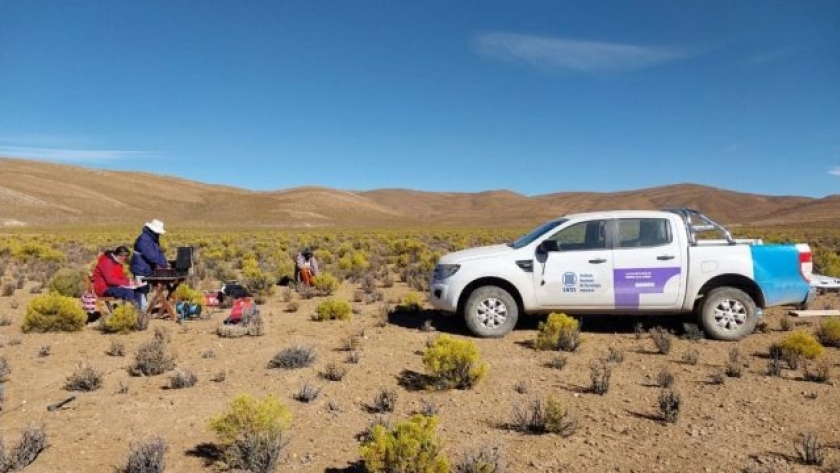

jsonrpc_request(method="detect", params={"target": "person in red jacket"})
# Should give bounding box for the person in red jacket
[92,246,143,308]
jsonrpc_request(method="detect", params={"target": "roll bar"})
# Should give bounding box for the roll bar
[665,208,735,245]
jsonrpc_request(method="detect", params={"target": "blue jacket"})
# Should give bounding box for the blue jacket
[130,227,168,277]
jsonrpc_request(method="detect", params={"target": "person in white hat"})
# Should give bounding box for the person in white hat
[130,219,169,282]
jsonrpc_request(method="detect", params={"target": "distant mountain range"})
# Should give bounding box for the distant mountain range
[1,157,837,228]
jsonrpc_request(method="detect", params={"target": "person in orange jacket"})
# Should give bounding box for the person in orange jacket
[295,247,319,286]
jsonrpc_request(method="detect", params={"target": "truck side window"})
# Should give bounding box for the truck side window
[547,220,607,251]
[618,218,671,248]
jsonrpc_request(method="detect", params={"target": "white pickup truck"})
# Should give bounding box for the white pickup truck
[430,209,814,340]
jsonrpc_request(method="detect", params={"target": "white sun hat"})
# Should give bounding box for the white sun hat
[144,219,166,235]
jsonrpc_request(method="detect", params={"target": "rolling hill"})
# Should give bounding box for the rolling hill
[0,157,836,228]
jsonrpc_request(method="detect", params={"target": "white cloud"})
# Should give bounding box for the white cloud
[829,167,840,177]
[0,145,143,162]
[745,47,800,67]
[475,33,689,74]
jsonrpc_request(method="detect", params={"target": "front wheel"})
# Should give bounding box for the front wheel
[463,286,519,338]
[698,287,758,341]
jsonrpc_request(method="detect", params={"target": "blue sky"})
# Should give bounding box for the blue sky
[1,1,838,197]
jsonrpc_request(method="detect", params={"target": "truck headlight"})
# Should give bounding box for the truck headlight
[433,264,460,280]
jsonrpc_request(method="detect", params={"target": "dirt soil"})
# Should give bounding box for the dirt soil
[0,282,838,473]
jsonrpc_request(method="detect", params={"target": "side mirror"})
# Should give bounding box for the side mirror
[538,240,559,253]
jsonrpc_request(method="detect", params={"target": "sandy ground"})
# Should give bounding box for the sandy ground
[0,281,838,473]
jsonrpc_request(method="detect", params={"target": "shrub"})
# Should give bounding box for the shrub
[534,313,581,352]
[779,315,794,331]
[815,318,840,347]
[321,363,347,382]
[0,423,48,472]
[168,369,198,389]
[605,347,624,363]
[681,349,699,365]
[118,436,167,473]
[766,357,784,377]
[0,283,14,297]
[369,389,398,413]
[346,350,360,364]
[417,398,439,417]
[172,284,203,306]
[422,335,488,390]
[129,338,176,377]
[510,396,577,436]
[803,358,831,383]
[546,355,567,370]
[656,368,674,388]
[650,327,673,355]
[65,363,103,391]
[312,272,340,295]
[241,264,276,302]
[456,444,506,473]
[589,359,611,395]
[209,394,292,473]
[22,292,86,332]
[47,268,85,298]
[779,331,824,361]
[359,414,449,473]
[293,382,321,403]
[101,304,139,333]
[268,345,315,370]
[217,324,250,338]
[794,432,824,466]
[658,389,681,423]
[107,339,126,357]
[725,347,746,378]
[0,357,9,382]
[313,299,352,321]
[400,292,423,310]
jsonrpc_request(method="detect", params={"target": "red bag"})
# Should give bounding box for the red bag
[228,298,253,323]
[204,292,220,307]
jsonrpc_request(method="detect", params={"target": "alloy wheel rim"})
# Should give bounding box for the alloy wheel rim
[713,298,747,332]
[477,297,507,329]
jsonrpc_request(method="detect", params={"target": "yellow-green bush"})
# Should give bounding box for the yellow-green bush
[101,303,138,333]
[359,414,449,473]
[779,330,825,360]
[173,284,203,305]
[815,318,840,348]
[314,299,352,321]
[48,268,86,298]
[22,292,87,332]
[422,335,487,390]
[241,258,276,301]
[313,272,339,295]
[400,292,423,310]
[209,394,293,472]
[535,312,581,351]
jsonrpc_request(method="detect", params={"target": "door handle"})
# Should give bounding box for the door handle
[657,255,675,261]
[588,258,607,264]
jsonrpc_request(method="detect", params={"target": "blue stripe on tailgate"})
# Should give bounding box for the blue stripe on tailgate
[750,245,809,306]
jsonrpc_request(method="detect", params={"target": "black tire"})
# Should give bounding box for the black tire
[698,287,758,341]
[464,285,519,338]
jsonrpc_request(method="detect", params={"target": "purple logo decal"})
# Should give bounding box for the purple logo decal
[614,267,681,308]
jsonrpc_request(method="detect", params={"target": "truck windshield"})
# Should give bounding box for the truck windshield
[509,219,567,249]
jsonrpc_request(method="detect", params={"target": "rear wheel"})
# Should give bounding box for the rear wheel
[464,286,519,338]
[698,287,758,341]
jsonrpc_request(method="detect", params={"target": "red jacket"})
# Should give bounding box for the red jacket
[92,253,131,296]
